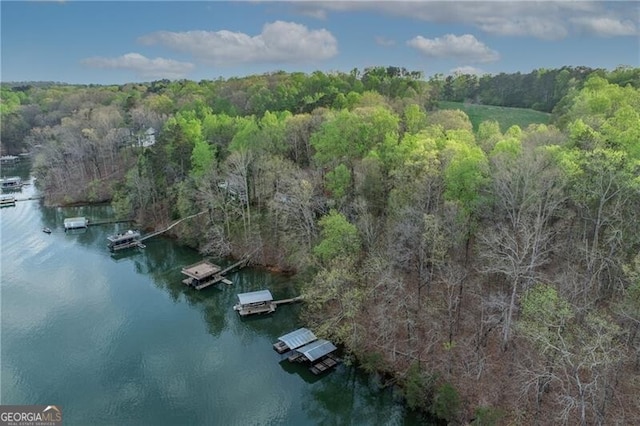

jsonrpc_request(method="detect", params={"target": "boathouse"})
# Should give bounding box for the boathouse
[181,260,225,290]
[273,327,317,354]
[0,155,19,164]
[290,339,339,375]
[107,230,143,251]
[234,289,275,316]
[0,176,22,189]
[64,217,89,230]
[0,195,16,207]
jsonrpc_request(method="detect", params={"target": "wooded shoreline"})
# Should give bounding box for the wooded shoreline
[3,66,639,423]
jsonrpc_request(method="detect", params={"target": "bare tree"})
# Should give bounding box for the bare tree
[478,146,566,348]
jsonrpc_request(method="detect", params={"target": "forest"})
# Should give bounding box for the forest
[1,65,639,424]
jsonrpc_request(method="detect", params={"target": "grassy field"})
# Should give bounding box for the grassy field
[438,101,551,132]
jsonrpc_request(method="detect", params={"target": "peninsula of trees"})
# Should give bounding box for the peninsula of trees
[2,65,639,424]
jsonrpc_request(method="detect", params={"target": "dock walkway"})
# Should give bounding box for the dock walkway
[140,211,206,242]
[273,296,303,306]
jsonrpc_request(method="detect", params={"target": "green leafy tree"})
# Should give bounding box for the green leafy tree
[386,131,442,212]
[476,120,502,153]
[325,163,351,200]
[311,107,399,168]
[402,103,428,134]
[313,210,361,265]
[443,135,489,216]
[519,284,573,350]
[190,136,215,178]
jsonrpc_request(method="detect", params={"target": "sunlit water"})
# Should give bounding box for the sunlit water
[1,163,418,425]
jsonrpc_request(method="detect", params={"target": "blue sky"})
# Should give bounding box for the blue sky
[1,1,638,84]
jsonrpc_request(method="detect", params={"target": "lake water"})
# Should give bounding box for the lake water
[1,164,418,425]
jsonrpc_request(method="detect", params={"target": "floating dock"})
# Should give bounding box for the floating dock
[290,339,339,375]
[274,328,340,375]
[0,195,16,207]
[234,290,276,316]
[309,353,340,375]
[64,217,89,230]
[107,230,144,251]
[183,257,250,290]
[234,291,303,317]
[0,176,22,189]
[0,155,19,165]
[181,257,249,290]
[181,260,222,290]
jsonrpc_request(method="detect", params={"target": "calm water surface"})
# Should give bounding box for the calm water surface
[1,165,418,425]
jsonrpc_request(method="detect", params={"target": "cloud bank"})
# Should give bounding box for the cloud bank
[296,1,638,40]
[82,53,194,79]
[138,21,338,66]
[408,34,500,63]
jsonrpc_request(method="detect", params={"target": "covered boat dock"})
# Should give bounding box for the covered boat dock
[234,289,275,316]
[64,217,89,230]
[181,257,250,290]
[273,327,317,354]
[289,339,339,375]
[0,195,16,207]
[0,176,22,189]
[274,327,340,375]
[107,230,143,251]
[181,260,224,290]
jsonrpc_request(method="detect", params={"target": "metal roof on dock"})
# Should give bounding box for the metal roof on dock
[296,339,337,362]
[277,328,317,351]
[237,289,273,305]
[63,217,88,228]
[1,176,22,184]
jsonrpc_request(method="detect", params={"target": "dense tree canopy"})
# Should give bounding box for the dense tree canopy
[2,66,639,424]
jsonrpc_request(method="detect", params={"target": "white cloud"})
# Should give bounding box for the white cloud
[375,36,396,47]
[475,15,568,40]
[138,21,338,66]
[294,1,637,40]
[570,17,638,37]
[450,66,485,76]
[294,6,328,20]
[407,34,500,63]
[82,53,194,79]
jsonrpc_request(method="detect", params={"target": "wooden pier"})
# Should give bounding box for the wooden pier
[101,210,204,252]
[14,196,43,202]
[273,296,303,306]
[310,353,340,375]
[89,219,134,227]
[140,211,206,242]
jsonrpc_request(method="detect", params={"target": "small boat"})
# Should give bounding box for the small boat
[42,227,52,234]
